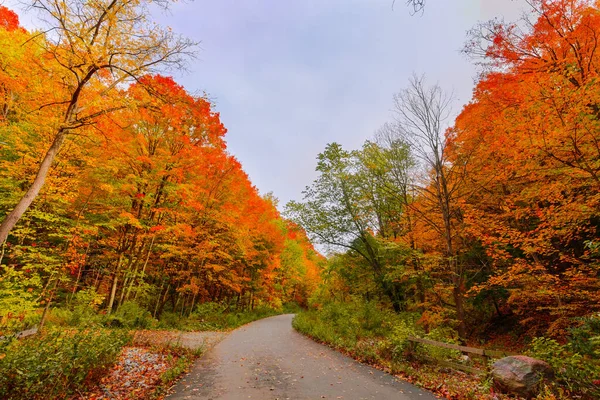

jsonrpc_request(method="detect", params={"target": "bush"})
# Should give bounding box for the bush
[158,311,183,329]
[0,327,131,400]
[293,301,424,363]
[157,304,280,331]
[0,266,42,334]
[282,302,303,314]
[423,327,462,361]
[105,301,155,329]
[389,317,423,360]
[569,313,600,359]
[527,336,600,398]
[46,288,105,327]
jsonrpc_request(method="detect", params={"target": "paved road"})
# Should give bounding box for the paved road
[168,314,438,400]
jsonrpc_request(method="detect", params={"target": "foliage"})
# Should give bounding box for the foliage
[0,328,131,400]
[0,266,43,334]
[0,1,322,339]
[569,313,600,358]
[294,301,410,356]
[105,301,155,329]
[288,0,600,368]
[151,303,281,331]
[527,337,600,398]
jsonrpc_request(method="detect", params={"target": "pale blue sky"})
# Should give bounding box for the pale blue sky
[8,0,528,208]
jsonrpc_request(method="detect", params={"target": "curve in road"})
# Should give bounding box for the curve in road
[168,314,438,400]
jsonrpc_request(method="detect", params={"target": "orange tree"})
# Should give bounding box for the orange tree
[454,0,600,336]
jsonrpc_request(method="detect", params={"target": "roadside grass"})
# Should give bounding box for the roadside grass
[0,301,288,400]
[292,302,600,400]
[43,300,285,332]
[292,305,503,400]
[0,327,131,400]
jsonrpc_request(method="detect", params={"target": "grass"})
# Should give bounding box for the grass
[292,302,514,400]
[294,302,600,399]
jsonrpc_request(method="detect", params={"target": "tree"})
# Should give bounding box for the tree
[286,142,412,311]
[391,75,469,340]
[396,0,425,13]
[0,0,195,245]
[0,6,20,32]
[454,0,600,335]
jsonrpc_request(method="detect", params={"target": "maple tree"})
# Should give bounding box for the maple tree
[0,6,19,32]
[0,4,322,335]
[0,0,195,245]
[452,0,600,335]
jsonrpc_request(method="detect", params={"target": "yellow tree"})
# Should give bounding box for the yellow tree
[0,0,195,244]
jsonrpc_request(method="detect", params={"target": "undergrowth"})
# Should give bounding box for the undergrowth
[293,302,600,400]
[0,327,131,400]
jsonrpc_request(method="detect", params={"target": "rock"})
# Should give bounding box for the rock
[492,355,553,398]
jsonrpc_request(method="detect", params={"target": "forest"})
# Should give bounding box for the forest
[0,2,322,398]
[0,2,322,328]
[0,1,599,399]
[288,0,600,398]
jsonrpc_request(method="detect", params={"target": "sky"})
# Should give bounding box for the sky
[7,0,529,210]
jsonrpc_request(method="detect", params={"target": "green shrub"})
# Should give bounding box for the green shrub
[423,327,462,361]
[193,301,227,319]
[47,289,105,327]
[569,313,600,359]
[158,311,183,329]
[293,301,424,363]
[282,302,303,313]
[222,305,279,330]
[0,266,42,334]
[0,327,130,400]
[358,301,392,335]
[157,304,280,331]
[105,301,155,328]
[527,336,600,398]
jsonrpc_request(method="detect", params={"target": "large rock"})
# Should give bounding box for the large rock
[492,355,553,398]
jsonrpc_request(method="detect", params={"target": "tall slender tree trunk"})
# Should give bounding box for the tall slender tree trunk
[157,283,170,317]
[39,277,59,330]
[132,235,155,301]
[0,241,5,265]
[189,291,197,316]
[153,282,165,318]
[107,254,123,314]
[107,273,119,314]
[0,130,67,244]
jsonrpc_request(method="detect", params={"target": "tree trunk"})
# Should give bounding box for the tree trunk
[133,235,155,301]
[0,131,67,244]
[153,282,165,318]
[118,253,136,307]
[107,273,119,314]
[39,277,59,330]
[189,291,197,316]
[0,241,5,265]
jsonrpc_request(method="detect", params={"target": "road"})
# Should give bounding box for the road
[168,314,438,400]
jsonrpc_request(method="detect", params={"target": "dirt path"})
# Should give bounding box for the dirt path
[167,314,438,400]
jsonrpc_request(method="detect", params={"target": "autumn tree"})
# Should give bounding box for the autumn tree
[0,0,195,245]
[454,0,600,335]
[388,75,473,339]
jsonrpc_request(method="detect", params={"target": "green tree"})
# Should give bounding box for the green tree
[287,142,414,311]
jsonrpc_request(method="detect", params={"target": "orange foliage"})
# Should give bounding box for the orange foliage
[451,0,600,335]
